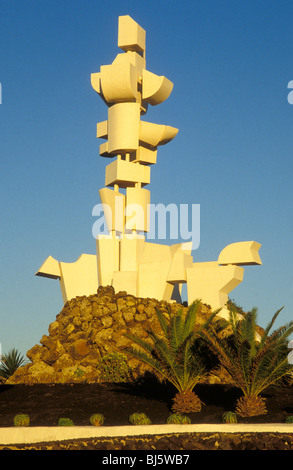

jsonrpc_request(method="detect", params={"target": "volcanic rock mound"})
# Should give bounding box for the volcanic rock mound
[7,287,231,385]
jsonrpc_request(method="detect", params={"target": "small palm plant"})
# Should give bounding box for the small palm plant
[200,306,293,417]
[167,413,191,424]
[125,301,217,414]
[58,418,74,426]
[0,348,28,379]
[129,412,152,425]
[90,413,105,426]
[14,414,30,427]
[222,411,238,423]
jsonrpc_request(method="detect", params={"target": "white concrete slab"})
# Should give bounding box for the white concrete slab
[0,423,293,445]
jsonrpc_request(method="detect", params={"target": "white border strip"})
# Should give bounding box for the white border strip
[0,424,293,445]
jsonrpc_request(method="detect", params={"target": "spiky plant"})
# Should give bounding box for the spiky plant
[222,411,238,423]
[200,306,293,417]
[0,348,28,379]
[129,412,152,425]
[125,301,218,414]
[13,414,30,427]
[167,413,191,424]
[90,413,105,426]
[58,418,74,426]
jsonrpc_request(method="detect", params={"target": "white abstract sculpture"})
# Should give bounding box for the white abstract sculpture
[36,16,262,312]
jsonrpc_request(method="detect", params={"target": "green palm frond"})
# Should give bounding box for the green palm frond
[259,307,284,344]
[170,312,183,350]
[200,326,236,379]
[241,309,257,348]
[126,330,181,386]
[155,308,170,337]
[126,344,173,384]
[229,309,240,336]
[252,354,292,395]
[200,305,293,398]
[267,321,293,345]
[125,300,215,393]
[182,301,199,337]
[238,340,253,390]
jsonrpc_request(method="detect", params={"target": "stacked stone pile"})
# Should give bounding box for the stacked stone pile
[7,286,232,385]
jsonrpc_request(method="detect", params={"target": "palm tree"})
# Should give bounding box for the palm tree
[200,306,293,417]
[0,348,28,379]
[125,300,218,413]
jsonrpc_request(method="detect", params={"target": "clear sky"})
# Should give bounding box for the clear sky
[1,0,292,357]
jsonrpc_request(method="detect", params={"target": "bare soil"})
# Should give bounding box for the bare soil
[0,379,292,450]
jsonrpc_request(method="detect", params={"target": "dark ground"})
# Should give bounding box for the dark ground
[0,379,293,450]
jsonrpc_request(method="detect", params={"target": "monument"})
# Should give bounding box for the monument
[36,15,262,317]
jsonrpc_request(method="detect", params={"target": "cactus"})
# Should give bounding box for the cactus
[58,417,74,426]
[13,414,30,426]
[222,411,238,423]
[129,412,152,425]
[167,413,191,424]
[90,413,105,426]
[285,415,293,424]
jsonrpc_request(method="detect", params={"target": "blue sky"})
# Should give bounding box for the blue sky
[1,0,293,357]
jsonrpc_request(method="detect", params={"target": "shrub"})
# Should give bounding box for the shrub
[13,414,30,426]
[0,348,28,379]
[222,411,238,423]
[167,413,191,424]
[90,413,105,426]
[285,415,293,424]
[129,412,152,425]
[58,418,74,426]
[97,352,133,383]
